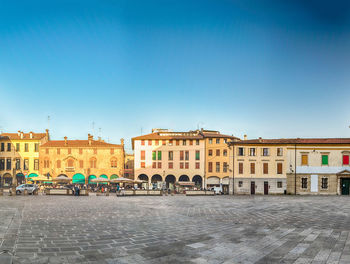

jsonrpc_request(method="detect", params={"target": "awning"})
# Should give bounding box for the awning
[207,177,220,185]
[176,181,195,186]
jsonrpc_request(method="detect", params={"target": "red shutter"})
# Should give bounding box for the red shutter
[343,155,349,165]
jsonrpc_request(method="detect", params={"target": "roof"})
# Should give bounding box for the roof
[201,132,239,139]
[228,138,350,145]
[132,132,203,141]
[0,132,47,140]
[41,140,123,148]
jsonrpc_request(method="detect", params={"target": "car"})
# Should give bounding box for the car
[15,184,38,195]
[210,186,223,195]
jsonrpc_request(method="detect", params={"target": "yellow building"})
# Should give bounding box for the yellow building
[124,153,134,179]
[39,134,125,184]
[0,130,49,187]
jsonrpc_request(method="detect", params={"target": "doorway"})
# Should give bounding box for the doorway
[341,178,350,195]
[251,181,255,195]
[264,181,269,195]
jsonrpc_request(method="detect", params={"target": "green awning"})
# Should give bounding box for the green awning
[110,174,119,180]
[72,173,85,184]
[27,173,38,178]
[88,175,97,184]
[99,174,108,184]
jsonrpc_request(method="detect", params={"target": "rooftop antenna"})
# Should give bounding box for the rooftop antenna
[92,121,95,137]
[47,115,50,131]
[99,127,101,138]
[141,127,143,135]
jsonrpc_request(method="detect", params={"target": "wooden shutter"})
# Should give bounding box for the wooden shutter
[277,163,282,174]
[302,155,308,165]
[263,163,268,174]
[239,163,243,174]
[250,163,255,174]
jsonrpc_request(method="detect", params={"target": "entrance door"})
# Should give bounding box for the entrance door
[341,178,350,195]
[251,181,255,195]
[264,181,268,195]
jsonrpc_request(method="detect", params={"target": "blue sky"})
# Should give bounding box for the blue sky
[1,0,350,152]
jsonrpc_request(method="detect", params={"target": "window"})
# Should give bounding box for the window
[168,151,173,161]
[45,148,49,154]
[250,163,255,174]
[277,181,282,188]
[176,140,180,146]
[0,143,4,151]
[263,163,268,174]
[301,155,308,166]
[180,151,184,160]
[110,148,114,154]
[6,158,11,170]
[24,159,29,170]
[34,143,39,152]
[238,181,243,187]
[209,139,213,144]
[141,150,145,160]
[111,158,118,168]
[68,148,71,154]
[196,139,200,145]
[7,143,11,151]
[152,151,156,160]
[15,159,20,170]
[249,148,256,156]
[90,158,97,168]
[169,140,173,146]
[301,178,308,189]
[67,159,74,167]
[238,163,243,174]
[158,162,162,169]
[93,149,97,155]
[148,140,152,146]
[185,151,189,160]
[216,149,220,156]
[80,148,83,155]
[195,162,200,169]
[183,140,186,146]
[223,162,227,172]
[57,160,61,168]
[162,140,166,146]
[343,155,349,165]
[158,151,162,160]
[208,150,213,156]
[195,150,200,160]
[180,162,184,169]
[34,159,39,170]
[216,138,220,144]
[168,162,173,169]
[277,163,283,174]
[321,177,328,189]
[185,162,189,169]
[262,148,269,156]
[16,143,20,151]
[57,148,60,154]
[141,162,145,168]
[141,140,145,146]
[238,147,244,156]
[152,162,156,168]
[277,148,283,156]
[25,143,29,152]
[216,162,220,172]
[322,155,328,165]
[223,149,227,156]
[0,159,4,170]
[155,140,159,146]
[208,162,213,172]
[189,140,193,145]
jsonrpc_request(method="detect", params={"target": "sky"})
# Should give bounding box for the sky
[1,0,350,153]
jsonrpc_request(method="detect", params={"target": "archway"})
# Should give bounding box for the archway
[110,174,118,180]
[3,173,12,187]
[88,175,97,184]
[72,173,85,184]
[99,174,108,184]
[222,177,230,194]
[138,174,149,181]
[192,175,203,188]
[179,175,190,182]
[151,174,162,183]
[165,175,176,189]
[16,173,25,185]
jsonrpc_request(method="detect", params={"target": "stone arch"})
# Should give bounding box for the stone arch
[138,174,149,181]
[72,173,85,184]
[192,175,203,187]
[165,174,176,189]
[179,175,190,182]
[88,175,97,184]
[3,173,12,187]
[16,173,25,185]
[151,174,162,183]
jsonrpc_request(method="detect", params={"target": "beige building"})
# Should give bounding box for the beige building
[39,134,124,184]
[0,130,49,187]
[228,137,288,195]
[124,153,134,179]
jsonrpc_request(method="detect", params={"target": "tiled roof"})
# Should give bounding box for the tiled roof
[201,132,239,139]
[228,138,350,145]
[41,140,122,148]
[132,132,203,141]
[0,132,47,140]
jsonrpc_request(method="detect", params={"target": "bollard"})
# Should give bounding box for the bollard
[0,189,3,196]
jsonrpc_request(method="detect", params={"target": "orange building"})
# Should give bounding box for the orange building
[39,134,124,184]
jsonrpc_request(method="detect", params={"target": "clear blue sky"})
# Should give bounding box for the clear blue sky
[1,0,350,152]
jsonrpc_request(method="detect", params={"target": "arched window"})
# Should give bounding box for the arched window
[44,158,50,168]
[57,160,61,168]
[67,159,74,167]
[110,158,118,168]
[90,158,97,168]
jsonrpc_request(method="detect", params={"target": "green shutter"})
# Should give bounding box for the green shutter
[322,155,328,165]
[196,151,200,160]
[152,151,156,160]
[158,151,162,160]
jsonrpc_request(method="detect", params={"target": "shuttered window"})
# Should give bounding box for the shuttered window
[250,163,255,174]
[208,162,213,172]
[158,151,162,160]
[263,163,268,174]
[321,155,328,165]
[152,151,156,160]
[141,150,145,160]
[277,163,283,174]
[195,151,200,160]
[239,163,243,174]
[343,155,349,165]
[301,155,308,166]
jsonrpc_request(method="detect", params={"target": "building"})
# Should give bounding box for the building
[132,129,205,189]
[124,153,134,179]
[201,130,239,193]
[286,138,350,195]
[39,134,124,184]
[228,137,289,195]
[0,130,49,187]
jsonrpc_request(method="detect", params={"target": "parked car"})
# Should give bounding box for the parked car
[15,184,38,195]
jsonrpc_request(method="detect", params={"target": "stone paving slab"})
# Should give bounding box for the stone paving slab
[0,195,350,263]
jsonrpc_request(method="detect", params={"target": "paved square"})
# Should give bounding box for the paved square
[1,195,350,263]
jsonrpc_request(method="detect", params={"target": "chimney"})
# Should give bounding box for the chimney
[64,136,68,146]
[29,132,33,139]
[121,138,124,145]
[17,130,20,136]
[45,129,49,138]
[88,134,93,146]
[258,137,262,143]
[244,134,247,140]
[20,131,24,139]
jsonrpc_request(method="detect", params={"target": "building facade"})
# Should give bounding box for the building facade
[124,153,134,179]
[286,138,350,195]
[39,135,125,184]
[229,137,289,195]
[0,130,49,187]
[132,129,205,189]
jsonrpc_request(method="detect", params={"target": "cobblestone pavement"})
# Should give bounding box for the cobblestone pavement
[1,195,350,264]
